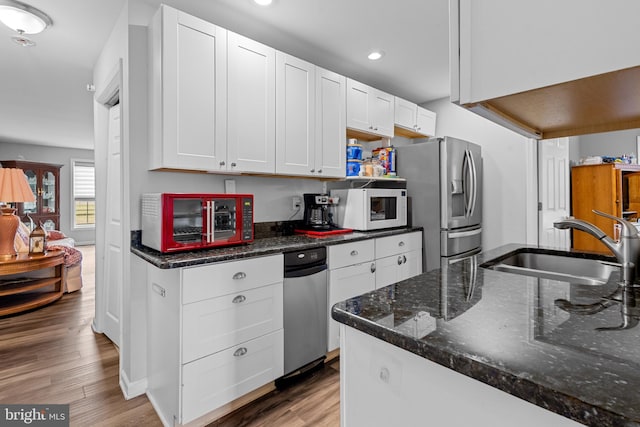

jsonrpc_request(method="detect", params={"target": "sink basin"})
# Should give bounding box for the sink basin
[481,249,620,285]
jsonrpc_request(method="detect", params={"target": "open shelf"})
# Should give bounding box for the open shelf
[345,176,406,182]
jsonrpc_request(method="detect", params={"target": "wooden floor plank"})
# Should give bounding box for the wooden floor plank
[0,245,342,426]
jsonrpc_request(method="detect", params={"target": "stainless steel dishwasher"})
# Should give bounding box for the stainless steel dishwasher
[282,246,328,378]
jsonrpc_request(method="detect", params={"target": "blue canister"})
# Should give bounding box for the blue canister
[346,144,363,160]
[347,160,362,176]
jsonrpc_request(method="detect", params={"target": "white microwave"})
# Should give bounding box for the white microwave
[331,188,407,231]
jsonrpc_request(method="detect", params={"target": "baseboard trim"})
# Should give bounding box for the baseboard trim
[120,369,147,400]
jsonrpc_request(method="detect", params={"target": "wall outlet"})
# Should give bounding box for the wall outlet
[292,196,302,210]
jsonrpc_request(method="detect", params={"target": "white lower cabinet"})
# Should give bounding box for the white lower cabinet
[182,330,284,423]
[147,254,283,426]
[374,232,423,288]
[340,326,582,426]
[328,261,376,352]
[327,231,424,352]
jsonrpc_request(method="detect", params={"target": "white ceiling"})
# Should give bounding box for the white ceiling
[0,0,449,150]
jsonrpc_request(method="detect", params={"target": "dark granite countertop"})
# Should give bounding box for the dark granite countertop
[332,243,640,427]
[131,227,422,269]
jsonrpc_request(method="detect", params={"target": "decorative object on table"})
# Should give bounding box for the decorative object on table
[0,168,36,259]
[29,222,46,255]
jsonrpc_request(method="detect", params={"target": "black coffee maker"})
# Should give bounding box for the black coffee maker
[302,193,333,230]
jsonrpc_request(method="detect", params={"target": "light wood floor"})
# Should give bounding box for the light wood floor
[0,246,341,427]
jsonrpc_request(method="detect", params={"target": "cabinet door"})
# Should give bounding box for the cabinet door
[315,67,346,178]
[370,88,394,138]
[275,52,316,176]
[399,250,423,282]
[346,78,372,133]
[158,6,227,171]
[415,106,436,137]
[328,262,376,352]
[375,254,401,289]
[394,96,417,131]
[227,32,276,174]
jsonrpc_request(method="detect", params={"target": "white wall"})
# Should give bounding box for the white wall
[0,141,95,244]
[576,128,640,159]
[423,98,535,250]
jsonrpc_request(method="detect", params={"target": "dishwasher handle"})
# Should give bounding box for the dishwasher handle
[284,263,327,279]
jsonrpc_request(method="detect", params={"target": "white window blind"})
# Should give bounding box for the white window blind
[73,163,95,199]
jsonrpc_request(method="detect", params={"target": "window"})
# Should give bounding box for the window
[72,160,95,229]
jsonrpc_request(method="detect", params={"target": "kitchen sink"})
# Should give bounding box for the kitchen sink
[481,248,620,286]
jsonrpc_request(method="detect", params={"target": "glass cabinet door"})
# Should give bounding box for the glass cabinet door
[42,170,56,214]
[23,169,37,214]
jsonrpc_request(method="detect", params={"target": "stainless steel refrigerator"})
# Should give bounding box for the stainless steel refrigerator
[397,136,482,272]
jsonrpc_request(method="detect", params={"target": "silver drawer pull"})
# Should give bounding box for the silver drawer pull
[350,250,358,256]
[397,256,403,265]
[403,255,407,264]
[232,295,246,304]
[233,272,246,280]
[234,347,248,357]
[370,262,376,273]
[398,241,405,247]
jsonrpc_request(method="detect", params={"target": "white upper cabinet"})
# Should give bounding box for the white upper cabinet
[148,5,227,171]
[346,79,394,138]
[275,53,316,176]
[394,97,436,138]
[451,0,640,139]
[314,67,346,178]
[276,56,346,178]
[227,32,276,174]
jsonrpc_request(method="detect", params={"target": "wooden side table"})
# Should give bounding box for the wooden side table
[0,251,66,316]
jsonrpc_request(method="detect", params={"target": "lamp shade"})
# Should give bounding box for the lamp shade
[0,168,36,203]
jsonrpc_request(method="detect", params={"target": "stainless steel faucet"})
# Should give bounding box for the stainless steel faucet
[553,210,640,286]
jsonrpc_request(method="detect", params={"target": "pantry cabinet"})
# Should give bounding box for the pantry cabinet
[227,32,276,174]
[450,0,640,139]
[346,78,394,139]
[148,5,227,171]
[394,97,436,138]
[147,254,284,425]
[570,164,640,254]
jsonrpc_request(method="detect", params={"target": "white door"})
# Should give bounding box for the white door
[103,104,122,346]
[370,89,395,138]
[227,32,275,174]
[275,52,315,176]
[538,138,570,249]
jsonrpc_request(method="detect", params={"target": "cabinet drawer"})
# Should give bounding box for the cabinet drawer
[182,282,283,363]
[181,329,284,424]
[375,232,422,259]
[328,240,374,269]
[182,254,283,304]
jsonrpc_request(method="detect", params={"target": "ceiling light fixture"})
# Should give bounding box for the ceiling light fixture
[0,1,52,35]
[254,0,273,6]
[367,50,384,61]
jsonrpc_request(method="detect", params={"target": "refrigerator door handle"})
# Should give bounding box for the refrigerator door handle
[448,228,482,239]
[468,149,479,218]
[463,149,473,218]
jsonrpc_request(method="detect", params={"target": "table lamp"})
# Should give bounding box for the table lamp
[0,168,36,259]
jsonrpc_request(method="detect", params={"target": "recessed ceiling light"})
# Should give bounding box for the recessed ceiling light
[254,0,272,6]
[368,50,384,61]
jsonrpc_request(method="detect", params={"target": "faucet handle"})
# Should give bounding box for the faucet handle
[593,210,639,238]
